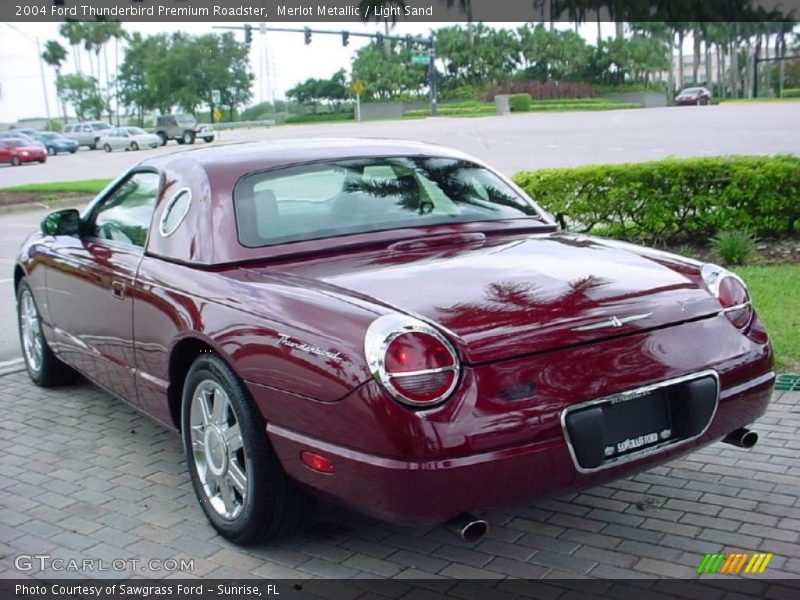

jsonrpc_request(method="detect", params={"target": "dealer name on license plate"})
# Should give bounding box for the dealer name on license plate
[605,428,672,457]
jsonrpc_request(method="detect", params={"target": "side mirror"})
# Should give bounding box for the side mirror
[41,209,81,237]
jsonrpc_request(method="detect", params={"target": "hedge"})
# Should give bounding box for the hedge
[781,88,800,98]
[512,156,800,243]
[283,112,353,124]
[509,93,532,112]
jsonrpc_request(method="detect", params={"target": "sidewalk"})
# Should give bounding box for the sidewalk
[0,370,798,580]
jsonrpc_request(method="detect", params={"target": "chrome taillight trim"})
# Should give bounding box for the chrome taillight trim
[364,314,460,408]
[700,263,753,330]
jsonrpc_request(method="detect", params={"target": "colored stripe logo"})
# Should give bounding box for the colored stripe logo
[697,552,773,574]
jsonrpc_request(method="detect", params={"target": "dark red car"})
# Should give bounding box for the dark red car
[0,137,47,166]
[14,140,773,545]
[675,86,712,106]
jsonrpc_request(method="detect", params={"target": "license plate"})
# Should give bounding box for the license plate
[602,390,673,458]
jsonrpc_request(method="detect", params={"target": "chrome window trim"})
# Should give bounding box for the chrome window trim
[560,369,720,474]
[159,187,192,237]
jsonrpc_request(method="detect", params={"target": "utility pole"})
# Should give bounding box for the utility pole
[5,24,51,123]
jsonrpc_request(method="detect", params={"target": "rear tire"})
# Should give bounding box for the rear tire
[183,130,196,145]
[17,280,75,387]
[157,132,168,146]
[131,142,139,151]
[47,147,55,156]
[182,354,314,545]
[11,156,20,166]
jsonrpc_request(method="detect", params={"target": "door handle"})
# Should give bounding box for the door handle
[110,280,126,300]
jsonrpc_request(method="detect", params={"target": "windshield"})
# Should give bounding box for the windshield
[681,88,702,94]
[91,123,111,130]
[5,139,28,148]
[234,156,541,248]
[125,127,147,135]
[39,133,59,140]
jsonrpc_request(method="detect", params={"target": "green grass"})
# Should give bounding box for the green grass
[0,179,111,195]
[718,97,800,104]
[737,264,800,372]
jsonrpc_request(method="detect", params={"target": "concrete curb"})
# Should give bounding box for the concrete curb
[0,357,25,377]
[0,197,90,215]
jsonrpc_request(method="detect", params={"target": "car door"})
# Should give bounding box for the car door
[0,141,10,164]
[44,170,160,404]
[115,130,130,150]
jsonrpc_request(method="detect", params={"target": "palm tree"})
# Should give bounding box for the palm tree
[358,0,406,44]
[42,40,68,122]
[59,21,83,73]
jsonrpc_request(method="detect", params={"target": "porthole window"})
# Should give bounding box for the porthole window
[159,188,192,237]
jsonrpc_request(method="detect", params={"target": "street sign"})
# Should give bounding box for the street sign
[211,89,221,104]
[352,80,364,96]
[411,55,429,66]
[213,109,222,123]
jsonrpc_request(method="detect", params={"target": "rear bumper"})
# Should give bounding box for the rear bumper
[268,371,773,525]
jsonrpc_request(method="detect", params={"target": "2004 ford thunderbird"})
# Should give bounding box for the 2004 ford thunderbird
[15,140,773,544]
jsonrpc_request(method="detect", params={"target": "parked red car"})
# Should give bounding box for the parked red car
[0,137,47,166]
[15,140,773,544]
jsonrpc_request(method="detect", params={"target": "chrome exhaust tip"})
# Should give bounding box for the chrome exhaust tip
[445,514,489,542]
[723,427,758,449]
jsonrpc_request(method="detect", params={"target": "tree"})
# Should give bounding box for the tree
[42,40,68,121]
[351,42,425,100]
[59,21,83,73]
[56,73,106,121]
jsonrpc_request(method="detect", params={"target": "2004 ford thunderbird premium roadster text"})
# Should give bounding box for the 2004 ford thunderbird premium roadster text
[15,140,774,544]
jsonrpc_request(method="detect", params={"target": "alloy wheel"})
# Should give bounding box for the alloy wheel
[19,288,43,374]
[189,379,248,520]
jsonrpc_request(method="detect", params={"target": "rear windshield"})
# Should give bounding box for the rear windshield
[233,156,540,248]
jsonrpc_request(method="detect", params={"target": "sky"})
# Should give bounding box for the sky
[0,21,619,123]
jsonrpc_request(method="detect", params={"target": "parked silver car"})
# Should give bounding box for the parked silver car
[63,121,113,149]
[98,127,162,152]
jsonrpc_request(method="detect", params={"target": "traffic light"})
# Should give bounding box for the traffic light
[304,27,312,45]
[244,24,252,45]
[375,33,384,47]
[405,35,413,51]
[342,31,349,47]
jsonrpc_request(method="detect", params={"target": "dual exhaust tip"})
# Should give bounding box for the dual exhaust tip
[444,428,757,544]
[723,427,758,449]
[446,514,489,542]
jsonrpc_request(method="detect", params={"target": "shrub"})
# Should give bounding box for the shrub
[283,112,353,124]
[509,93,532,112]
[781,88,800,98]
[512,156,800,243]
[711,230,757,266]
[47,120,63,133]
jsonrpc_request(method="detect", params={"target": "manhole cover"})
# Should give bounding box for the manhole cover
[775,374,800,392]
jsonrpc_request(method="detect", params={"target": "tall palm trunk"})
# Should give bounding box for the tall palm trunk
[692,30,701,82]
[729,31,739,98]
[677,30,685,88]
[716,44,725,98]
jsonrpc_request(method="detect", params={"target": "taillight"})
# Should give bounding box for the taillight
[365,315,460,408]
[700,264,753,330]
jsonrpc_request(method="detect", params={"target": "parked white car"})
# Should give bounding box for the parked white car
[98,127,161,152]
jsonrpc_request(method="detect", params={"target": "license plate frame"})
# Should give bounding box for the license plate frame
[561,370,720,473]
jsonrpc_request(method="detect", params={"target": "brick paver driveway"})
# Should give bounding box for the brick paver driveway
[1,370,799,580]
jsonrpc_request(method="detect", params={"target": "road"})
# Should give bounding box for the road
[1,103,799,188]
[1,103,798,362]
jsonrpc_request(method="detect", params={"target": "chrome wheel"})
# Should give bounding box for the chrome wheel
[189,379,248,520]
[19,288,43,374]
